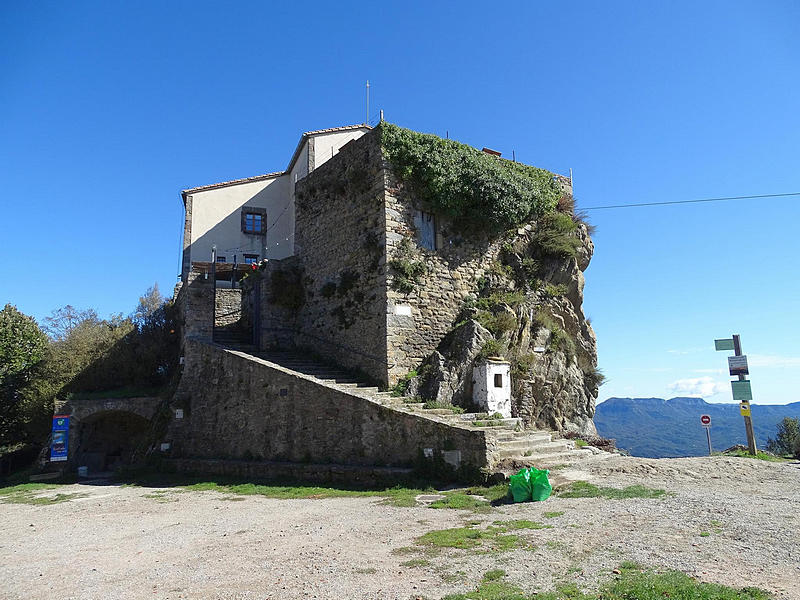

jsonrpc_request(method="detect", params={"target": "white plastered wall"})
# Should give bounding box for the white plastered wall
[189,175,293,264]
[310,129,368,168]
[472,360,512,418]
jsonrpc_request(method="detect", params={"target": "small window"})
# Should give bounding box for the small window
[494,373,503,388]
[413,209,436,250]
[216,256,226,263]
[241,207,267,234]
[244,254,259,265]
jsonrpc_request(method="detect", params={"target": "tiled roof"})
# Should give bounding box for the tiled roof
[285,123,371,173]
[182,171,285,196]
[181,124,372,200]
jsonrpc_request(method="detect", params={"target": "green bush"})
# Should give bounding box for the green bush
[474,310,517,337]
[380,123,561,235]
[542,283,567,298]
[389,238,426,293]
[532,212,581,259]
[478,339,506,359]
[765,417,800,457]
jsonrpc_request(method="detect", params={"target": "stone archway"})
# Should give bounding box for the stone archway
[74,410,152,472]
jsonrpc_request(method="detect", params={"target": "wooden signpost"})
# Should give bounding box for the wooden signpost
[715,334,757,455]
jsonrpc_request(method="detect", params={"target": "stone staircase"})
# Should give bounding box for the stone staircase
[226,348,597,474]
[213,328,255,352]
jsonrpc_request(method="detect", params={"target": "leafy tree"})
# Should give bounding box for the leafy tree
[765,417,800,457]
[0,304,49,448]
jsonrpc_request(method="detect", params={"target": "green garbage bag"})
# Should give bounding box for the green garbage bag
[530,468,552,502]
[508,467,551,503]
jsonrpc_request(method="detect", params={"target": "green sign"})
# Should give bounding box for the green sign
[731,380,753,401]
[715,338,735,351]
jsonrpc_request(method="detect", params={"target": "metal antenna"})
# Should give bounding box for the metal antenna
[365,80,370,125]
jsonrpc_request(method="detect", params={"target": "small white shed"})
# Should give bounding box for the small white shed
[472,357,512,418]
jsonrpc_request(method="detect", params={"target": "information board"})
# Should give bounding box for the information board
[50,415,69,462]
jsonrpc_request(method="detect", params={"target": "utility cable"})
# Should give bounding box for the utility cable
[580,192,800,211]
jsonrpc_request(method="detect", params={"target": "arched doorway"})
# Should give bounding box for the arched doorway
[75,411,151,473]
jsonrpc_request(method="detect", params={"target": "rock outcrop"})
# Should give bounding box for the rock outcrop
[404,216,599,436]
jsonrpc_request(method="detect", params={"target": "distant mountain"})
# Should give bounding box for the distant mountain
[594,397,800,458]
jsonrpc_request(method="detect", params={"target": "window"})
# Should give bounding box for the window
[494,373,503,388]
[413,209,436,250]
[216,256,226,263]
[244,254,259,265]
[241,207,267,234]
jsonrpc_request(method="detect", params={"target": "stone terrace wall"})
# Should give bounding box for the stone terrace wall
[177,265,214,342]
[290,130,389,383]
[167,340,490,469]
[383,174,504,384]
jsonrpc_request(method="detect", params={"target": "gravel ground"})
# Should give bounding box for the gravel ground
[1,454,798,600]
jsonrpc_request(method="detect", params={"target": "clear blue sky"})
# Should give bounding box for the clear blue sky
[2,1,798,404]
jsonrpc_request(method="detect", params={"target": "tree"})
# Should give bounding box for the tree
[0,304,49,448]
[765,417,800,458]
[42,305,99,341]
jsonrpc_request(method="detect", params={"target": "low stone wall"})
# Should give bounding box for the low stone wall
[165,458,415,487]
[167,340,491,471]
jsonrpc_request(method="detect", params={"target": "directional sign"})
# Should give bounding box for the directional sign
[715,338,735,351]
[728,355,749,377]
[700,414,711,427]
[740,402,752,417]
[731,380,753,402]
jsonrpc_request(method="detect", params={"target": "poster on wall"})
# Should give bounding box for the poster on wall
[50,415,70,462]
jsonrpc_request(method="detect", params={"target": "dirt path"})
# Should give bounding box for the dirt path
[1,455,798,600]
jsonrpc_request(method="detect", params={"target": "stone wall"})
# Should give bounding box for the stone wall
[177,264,215,342]
[383,173,504,384]
[167,340,491,469]
[285,131,390,382]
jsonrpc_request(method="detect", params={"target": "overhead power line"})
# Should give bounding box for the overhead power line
[580,192,800,211]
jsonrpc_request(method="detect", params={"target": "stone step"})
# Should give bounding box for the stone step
[494,448,594,468]
[493,441,573,459]
[467,418,521,428]
[495,431,552,443]
[421,408,457,415]
[495,438,559,453]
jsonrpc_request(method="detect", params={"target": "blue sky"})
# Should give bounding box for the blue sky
[1,1,798,404]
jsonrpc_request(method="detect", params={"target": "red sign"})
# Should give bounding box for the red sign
[700,414,711,427]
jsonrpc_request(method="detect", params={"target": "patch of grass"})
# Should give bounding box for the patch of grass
[439,562,772,600]
[416,523,530,554]
[573,439,588,448]
[143,490,181,503]
[180,480,425,507]
[423,400,465,414]
[418,527,484,549]
[441,580,529,600]
[493,519,548,530]
[429,492,491,512]
[558,481,667,499]
[482,569,506,582]
[354,567,377,574]
[401,558,431,568]
[0,483,88,506]
[68,386,162,401]
[719,449,785,462]
[700,531,711,537]
[544,511,565,519]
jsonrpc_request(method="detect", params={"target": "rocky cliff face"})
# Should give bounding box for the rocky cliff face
[405,213,599,436]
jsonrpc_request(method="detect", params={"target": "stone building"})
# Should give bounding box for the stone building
[52,122,599,480]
